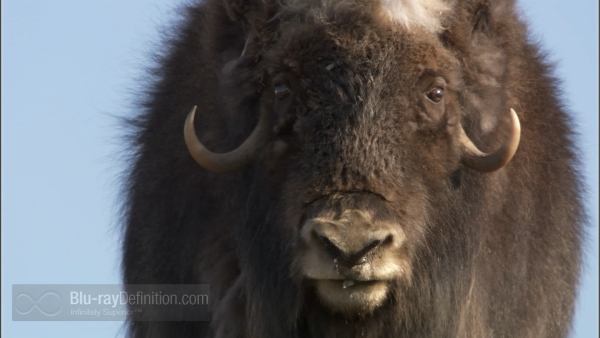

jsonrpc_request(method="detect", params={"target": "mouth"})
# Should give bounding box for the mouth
[312,279,390,314]
[339,279,379,288]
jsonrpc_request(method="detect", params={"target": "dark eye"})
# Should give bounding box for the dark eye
[274,85,291,100]
[426,87,444,103]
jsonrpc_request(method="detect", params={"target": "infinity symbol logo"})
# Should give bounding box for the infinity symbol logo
[15,292,62,316]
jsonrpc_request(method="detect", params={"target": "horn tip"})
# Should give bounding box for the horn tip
[509,108,521,130]
[185,106,198,126]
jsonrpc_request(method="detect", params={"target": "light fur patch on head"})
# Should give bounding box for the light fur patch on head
[378,0,451,33]
[280,0,451,33]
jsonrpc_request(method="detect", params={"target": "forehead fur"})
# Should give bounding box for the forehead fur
[378,0,451,32]
[281,0,451,33]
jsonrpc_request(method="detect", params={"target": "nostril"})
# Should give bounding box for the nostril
[347,235,392,266]
[315,233,344,259]
[363,239,382,253]
[383,234,393,245]
[350,239,382,263]
[311,230,394,268]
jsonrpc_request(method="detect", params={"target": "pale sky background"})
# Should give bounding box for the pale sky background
[2,1,598,337]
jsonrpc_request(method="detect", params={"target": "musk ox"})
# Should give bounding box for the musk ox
[121,0,584,336]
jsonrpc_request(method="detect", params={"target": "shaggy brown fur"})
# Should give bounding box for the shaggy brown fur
[121,0,584,337]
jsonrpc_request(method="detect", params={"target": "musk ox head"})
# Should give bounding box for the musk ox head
[183,0,519,316]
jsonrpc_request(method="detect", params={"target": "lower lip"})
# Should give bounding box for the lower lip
[316,279,385,291]
[312,279,391,313]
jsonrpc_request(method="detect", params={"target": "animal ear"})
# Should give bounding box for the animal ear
[222,0,276,34]
[443,0,514,138]
[444,0,521,45]
[466,0,492,36]
[207,0,278,77]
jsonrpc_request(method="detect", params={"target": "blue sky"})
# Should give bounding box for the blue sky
[2,1,597,337]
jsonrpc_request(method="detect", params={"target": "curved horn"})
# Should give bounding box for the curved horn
[184,106,267,173]
[460,108,521,173]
